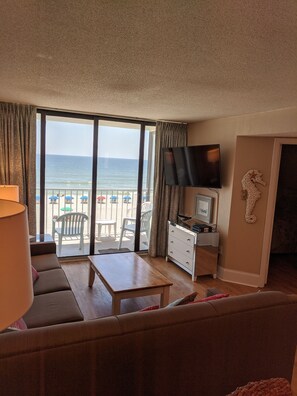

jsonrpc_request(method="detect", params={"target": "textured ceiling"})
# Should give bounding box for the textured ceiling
[0,0,297,122]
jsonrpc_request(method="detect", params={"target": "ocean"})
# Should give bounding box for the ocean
[38,154,148,191]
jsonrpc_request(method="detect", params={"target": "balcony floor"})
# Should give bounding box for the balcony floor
[54,234,149,258]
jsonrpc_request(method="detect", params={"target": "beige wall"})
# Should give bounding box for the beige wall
[186,106,297,283]
[226,137,274,274]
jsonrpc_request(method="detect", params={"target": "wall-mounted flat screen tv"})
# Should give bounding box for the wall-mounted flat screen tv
[163,144,221,188]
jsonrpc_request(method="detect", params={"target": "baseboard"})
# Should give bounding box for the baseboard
[217,265,263,288]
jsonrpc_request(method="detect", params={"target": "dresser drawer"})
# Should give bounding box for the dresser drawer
[168,236,194,260]
[168,224,196,246]
[167,247,194,271]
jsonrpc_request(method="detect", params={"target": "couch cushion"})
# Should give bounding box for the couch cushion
[31,253,61,272]
[33,268,71,296]
[23,290,84,328]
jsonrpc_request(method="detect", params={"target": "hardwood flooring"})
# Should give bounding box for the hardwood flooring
[61,252,297,393]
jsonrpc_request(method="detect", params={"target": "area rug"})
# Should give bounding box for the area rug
[98,248,130,255]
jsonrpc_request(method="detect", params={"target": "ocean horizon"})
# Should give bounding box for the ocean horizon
[37,154,148,190]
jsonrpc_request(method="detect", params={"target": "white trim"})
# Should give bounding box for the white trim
[259,139,282,286]
[260,138,297,286]
[217,265,261,288]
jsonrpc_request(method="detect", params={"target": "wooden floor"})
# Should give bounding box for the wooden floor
[61,252,297,392]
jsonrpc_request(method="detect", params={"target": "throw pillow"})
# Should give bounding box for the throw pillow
[139,305,160,312]
[189,293,229,304]
[165,291,198,308]
[8,317,27,331]
[31,265,39,283]
[227,377,293,396]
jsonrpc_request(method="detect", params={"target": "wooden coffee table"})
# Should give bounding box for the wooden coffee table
[88,253,173,315]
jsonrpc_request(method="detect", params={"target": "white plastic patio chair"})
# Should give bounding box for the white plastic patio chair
[118,210,152,249]
[52,212,88,255]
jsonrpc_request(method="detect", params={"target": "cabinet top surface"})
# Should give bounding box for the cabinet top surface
[168,221,218,235]
[168,221,196,236]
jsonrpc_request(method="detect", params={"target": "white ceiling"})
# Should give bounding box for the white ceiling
[1,0,297,123]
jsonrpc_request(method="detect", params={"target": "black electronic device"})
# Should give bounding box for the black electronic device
[192,223,213,233]
[163,144,221,188]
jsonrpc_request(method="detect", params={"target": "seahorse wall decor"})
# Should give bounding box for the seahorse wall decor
[241,169,266,224]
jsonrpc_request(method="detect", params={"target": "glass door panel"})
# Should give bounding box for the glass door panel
[139,125,156,252]
[95,121,141,253]
[36,113,41,236]
[45,116,93,257]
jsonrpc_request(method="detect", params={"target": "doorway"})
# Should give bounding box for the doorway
[261,139,297,285]
[268,144,297,279]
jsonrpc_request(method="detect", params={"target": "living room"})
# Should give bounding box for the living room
[0,2,297,395]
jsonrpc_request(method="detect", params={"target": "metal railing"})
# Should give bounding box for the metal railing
[37,188,152,239]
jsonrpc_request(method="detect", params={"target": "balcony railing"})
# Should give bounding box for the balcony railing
[36,188,152,256]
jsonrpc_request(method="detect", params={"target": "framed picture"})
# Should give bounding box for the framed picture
[195,194,214,224]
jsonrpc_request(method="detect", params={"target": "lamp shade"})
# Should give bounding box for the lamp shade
[0,200,33,331]
[0,185,19,202]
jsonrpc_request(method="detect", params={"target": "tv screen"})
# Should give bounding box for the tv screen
[163,144,221,188]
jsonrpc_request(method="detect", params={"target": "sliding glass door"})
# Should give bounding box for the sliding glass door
[37,110,155,257]
[139,125,155,252]
[43,115,93,257]
[95,121,141,253]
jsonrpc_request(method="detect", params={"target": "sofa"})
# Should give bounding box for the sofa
[23,240,84,328]
[0,274,296,396]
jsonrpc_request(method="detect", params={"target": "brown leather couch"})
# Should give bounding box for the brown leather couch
[0,289,296,395]
[23,241,83,328]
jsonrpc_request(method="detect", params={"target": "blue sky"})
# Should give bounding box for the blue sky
[37,118,148,159]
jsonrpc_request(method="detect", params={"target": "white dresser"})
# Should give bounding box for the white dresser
[166,222,219,281]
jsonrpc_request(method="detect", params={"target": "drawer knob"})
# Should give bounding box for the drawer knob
[170,241,174,243]
[187,238,191,241]
[170,251,173,254]
[186,250,190,253]
[186,261,189,265]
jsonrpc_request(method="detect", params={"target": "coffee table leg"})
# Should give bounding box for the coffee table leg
[88,264,95,287]
[160,286,170,307]
[112,296,121,315]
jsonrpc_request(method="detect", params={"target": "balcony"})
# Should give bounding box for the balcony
[37,188,152,257]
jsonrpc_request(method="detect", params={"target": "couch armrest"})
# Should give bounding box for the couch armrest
[30,241,56,256]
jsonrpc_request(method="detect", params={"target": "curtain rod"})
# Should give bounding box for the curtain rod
[157,119,188,125]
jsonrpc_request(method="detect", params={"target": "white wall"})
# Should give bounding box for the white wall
[186,106,297,285]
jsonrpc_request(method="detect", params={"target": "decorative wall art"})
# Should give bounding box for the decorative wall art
[195,194,214,224]
[241,169,266,224]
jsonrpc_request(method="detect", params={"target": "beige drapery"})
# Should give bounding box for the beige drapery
[0,102,36,234]
[149,121,187,257]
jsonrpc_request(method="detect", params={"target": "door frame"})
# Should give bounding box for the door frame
[37,108,155,257]
[260,137,297,286]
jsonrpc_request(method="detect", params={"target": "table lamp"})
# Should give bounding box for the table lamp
[0,185,19,202]
[0,199,33,331]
